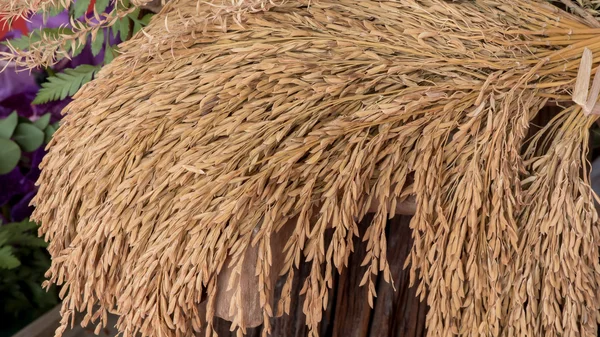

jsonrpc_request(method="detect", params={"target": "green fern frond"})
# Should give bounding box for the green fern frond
[32,64,101,105]
[0,246,20,269]
[0,220,38,234]
[10,234,47,248]
[0,220,44,245]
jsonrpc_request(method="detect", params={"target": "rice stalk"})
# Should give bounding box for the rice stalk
[28,0,600,336]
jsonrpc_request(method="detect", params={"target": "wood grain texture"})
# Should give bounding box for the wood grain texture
[211,215,428,337]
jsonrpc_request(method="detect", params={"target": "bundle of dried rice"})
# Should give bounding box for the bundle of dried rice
[31,0,600,336]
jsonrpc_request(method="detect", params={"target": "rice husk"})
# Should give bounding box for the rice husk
[31,0,600,336]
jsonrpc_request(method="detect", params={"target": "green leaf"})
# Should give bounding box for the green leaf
[128,9,143,35]
[133,21,143,35]
[33,64,101,105]
[0,111,18,139]
[128,11,153,36]
[44,125,56,144]
[11,235,47,248]
[140,13,154,26]
[13,124,45,152]
[72,0,92,19]
[0,218,57,321]
[72,40,86,57]
[0,247,20,269]
[111,18,121,39]
[3,35,34,51]
[104,44,117,65]
[95,0,110,14]
[33,114,51,130]
[48,4,67,17]
[0,139,21,174]
[0,220,45,247]
[91,29,104,57]
[0,231,9,246]
[0,220,38,235]
[119,17,131,41]
[3,27,74,51]
[128,8,140,20]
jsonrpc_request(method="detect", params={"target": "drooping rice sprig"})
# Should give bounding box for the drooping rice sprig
[17,0,600,337]
[0,0,153,70]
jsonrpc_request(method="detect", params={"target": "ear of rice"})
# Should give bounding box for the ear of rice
[30,0,600,336]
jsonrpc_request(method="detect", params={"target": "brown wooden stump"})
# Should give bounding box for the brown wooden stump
[212,215,428,337]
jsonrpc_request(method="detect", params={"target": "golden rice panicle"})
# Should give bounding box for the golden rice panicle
[506,110,600,337]
[29,0,600,336]
[407,84,546,335]
[0,0,70,22]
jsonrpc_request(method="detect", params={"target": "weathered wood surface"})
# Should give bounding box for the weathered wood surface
[212,215,428,337]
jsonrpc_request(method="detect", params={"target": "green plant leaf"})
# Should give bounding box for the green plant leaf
[13,124,45,152]
[33,64,101,104]
[0,218,58,322]
[140,13,154,25]
[0,111,18,139]
[104,44,117,65]
[48,4,67,16]
[0,220,45,247]
[0,139,21,174]
[0,220,38,235]
[0,231,9,246]
[72,40,86,57]
[128,11,153,37]
[133,21,143,35]
[2,27,74,51]
[119,17,131,41]
[44,125,56,143]
[111,17,120,38]
[0,246,20,269]
[91,29,104,56]
[72,0,92,19]
[95,0,110,14]
[33,113,51,130]
[128,8,143,35]
[128,8,140,20]
[11,235,47,248]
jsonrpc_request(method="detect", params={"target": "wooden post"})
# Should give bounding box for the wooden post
[212,215,428,337]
